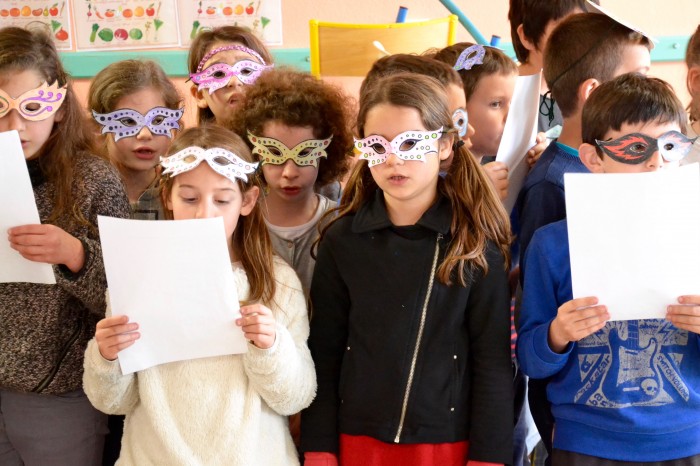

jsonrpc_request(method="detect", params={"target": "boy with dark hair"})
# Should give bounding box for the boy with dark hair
[518,72,700,465]
[508,0,593,133]
[515,14,652,464]
[517,11,651,261]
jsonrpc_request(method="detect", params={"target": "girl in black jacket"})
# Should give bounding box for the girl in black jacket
[302,73,514,466]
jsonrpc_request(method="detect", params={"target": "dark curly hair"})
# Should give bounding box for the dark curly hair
[228,68,353,187]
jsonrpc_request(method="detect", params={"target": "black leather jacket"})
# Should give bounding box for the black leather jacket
[301,192,514,464]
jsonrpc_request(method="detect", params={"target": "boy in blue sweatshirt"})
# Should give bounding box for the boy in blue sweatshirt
[517,72,700,465]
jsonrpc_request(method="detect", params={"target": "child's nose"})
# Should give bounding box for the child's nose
[646,150,665,171]
[386,152,404,166]
[196,201,215,219]
[281,159,299,178]
[135,126,153,140]
[4,109,25,131]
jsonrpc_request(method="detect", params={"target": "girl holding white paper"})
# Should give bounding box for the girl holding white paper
[83,125,316,466]
[89,60,183,220]
[301,74,513,466]
[0,27,131,464]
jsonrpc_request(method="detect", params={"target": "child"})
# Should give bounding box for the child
[82,125,317,465]
[188,26,273,125]
[89,59,183,220]
[229,68,353,296]
[0,27,130,464]
[432,44,546,200]
[514,13,652,462]
[301,73,514,466]
[517,72,700,465]
[682,24,700,165]
[508,0,592,134]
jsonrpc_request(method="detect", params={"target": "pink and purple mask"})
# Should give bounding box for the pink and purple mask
[92,107,184,141]
[0,81,66,122]
[161,146,258,183]
[596,131,697,165]
[354,128,444,167]
[248,131,332,168]
[190,45,272,94]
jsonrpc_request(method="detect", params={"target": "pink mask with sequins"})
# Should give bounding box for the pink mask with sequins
[190,45,273,94]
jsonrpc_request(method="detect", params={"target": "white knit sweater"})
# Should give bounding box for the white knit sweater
[83,257,316,465]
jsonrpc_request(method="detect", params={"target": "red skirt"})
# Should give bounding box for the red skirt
[339,433,469,466]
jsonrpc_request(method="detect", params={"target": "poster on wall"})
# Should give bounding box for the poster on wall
[176,0,282,47]
[0,1,72,50]
[73,0,180,50]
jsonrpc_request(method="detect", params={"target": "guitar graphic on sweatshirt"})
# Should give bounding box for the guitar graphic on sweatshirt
[600,321,662,405]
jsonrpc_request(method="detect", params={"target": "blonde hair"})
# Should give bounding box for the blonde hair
[161,125,276,304]
[323,73,511,285]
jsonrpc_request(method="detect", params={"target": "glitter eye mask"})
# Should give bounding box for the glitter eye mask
[0,81,66,121]
[453,44,485,71]
[160,146,259,183]
[354,128,444,167]
[247,131,333,168]
[189,45,273,94]
[92,107,184,141]
[596,131,697,165]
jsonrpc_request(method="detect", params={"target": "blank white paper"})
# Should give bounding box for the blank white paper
[98,216,247,374]
[0,130,55,284]
[496,72,541,213]
[565,165,700,321]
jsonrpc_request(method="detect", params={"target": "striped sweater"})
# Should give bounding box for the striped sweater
[0,153,130,394]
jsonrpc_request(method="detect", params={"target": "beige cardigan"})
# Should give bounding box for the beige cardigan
[83,257,316,465]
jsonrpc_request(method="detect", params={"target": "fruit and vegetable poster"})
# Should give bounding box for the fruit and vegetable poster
[177,0,282,47]
[74,0,179,50]
[0,1,73,50]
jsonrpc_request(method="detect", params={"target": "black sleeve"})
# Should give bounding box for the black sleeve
[300,228,350,454]
[467,243,514,464]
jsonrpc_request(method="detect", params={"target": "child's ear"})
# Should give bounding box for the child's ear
[190,84,209,109]
[579,143,605,173]
[240,185,260,216]
[578,78,600,106]
[438,135,454,161]
[516,24,537,52]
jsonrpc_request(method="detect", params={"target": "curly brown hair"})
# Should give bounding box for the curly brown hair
[228,68,354,187]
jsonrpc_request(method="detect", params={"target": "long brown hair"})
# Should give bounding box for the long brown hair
[188,26,273,124]
[686,24,700,123]
[324,74,511,285]
[160,126,276,304]
[0,26,96,229]
[88,59,182,159]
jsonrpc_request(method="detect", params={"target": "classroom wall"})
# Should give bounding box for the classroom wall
[72,0,698,125]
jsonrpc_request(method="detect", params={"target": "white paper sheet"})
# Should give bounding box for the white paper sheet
[0,130,55,284]
[565,165,700,321]
[496,72,541,213]
[98,216,247,374]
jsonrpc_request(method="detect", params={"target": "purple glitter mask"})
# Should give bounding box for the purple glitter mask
[0,81,66,122]
[92,107,184,141]
[454,44,485,71]
[354,128,444,167]
[190,60,271,94]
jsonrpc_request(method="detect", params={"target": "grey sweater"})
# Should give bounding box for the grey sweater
[0,153,130,394]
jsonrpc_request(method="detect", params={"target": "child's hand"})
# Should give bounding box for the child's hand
[94,315,140,361]
[549,296,608,353]
[526,132,547,167]
[237,303,276,349]
[8,224,85,272]
[667,295,700,334]
[483,161,509,200]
